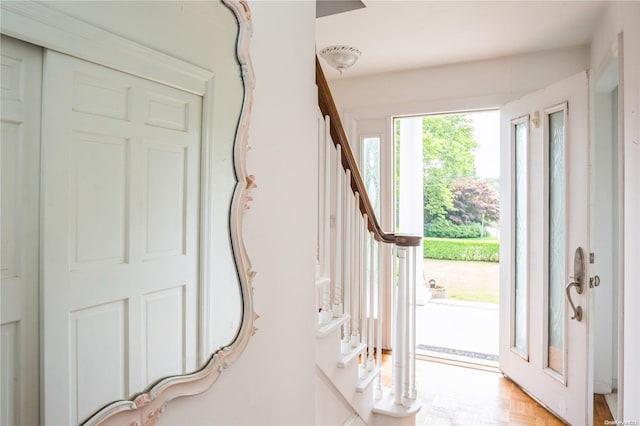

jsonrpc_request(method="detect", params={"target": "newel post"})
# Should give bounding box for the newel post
[393,245,407,406]
[393,235,421,407]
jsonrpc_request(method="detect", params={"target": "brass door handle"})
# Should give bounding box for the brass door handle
[566,247,585,322]
[566,280,583,321]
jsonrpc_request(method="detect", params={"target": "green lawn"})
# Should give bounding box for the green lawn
[424,258,499,304]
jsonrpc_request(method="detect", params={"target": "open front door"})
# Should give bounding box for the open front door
[499,71,590,425]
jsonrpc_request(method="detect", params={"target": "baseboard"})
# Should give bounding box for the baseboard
[594,379,613,395]
[604,393,618,421]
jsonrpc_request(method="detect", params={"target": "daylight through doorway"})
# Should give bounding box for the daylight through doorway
[395,110,501,367]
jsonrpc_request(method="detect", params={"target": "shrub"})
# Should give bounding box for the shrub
[424,218,482,239]
[423,237,499,262]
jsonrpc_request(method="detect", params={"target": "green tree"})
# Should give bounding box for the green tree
[422,115,477,227]
[395,114,479,236]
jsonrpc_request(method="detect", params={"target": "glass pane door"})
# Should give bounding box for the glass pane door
[513,117,529,358]
[547,106,567,379]
[499,72,590,425]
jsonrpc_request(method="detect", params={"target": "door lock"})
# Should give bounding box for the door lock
[566,247,585,321]
[590,275,601,288]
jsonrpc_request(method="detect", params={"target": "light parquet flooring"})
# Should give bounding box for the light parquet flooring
[380,355,613,425]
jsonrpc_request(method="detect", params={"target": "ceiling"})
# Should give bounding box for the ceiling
[317,0,366,18]
[316,1,606,80]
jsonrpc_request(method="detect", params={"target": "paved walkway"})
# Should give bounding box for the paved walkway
[415,298,499,365]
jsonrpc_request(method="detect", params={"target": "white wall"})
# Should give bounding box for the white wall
[160,2,319,424]
[591,2,640,421]
[327,46,589,121]
[38,1,319,424]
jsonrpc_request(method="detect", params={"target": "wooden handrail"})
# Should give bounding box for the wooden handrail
[316,57,421,247]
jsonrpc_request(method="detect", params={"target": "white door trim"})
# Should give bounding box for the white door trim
[0,2,212,95]
[590,31,626,420]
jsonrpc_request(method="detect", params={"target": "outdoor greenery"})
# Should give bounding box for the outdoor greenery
[422,115,477,227]
[446,179,499,228]
[393,114,503,305]
[424,258,499,304]
[446,282,499,304]
[423,237,499,262]
[425,218,482,239]
[396,114,500,239]
[396,114,501,304]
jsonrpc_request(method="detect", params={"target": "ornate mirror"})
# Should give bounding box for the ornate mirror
[80,2,257,424]
[0,1,255,425]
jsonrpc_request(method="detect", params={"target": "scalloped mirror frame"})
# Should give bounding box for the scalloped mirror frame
[0,1,256,425]
[83,2,257,425]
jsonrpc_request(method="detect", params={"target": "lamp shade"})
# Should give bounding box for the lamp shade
[319,45,361,74]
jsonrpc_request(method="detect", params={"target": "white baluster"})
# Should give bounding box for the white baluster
[322,115,332,316]
[360,214,369,377]
[394,246,406,405]
[333,144,343,318]
[316,116,332,326]
[375,239,383,400]
[409,245,417,400]
[368,231,375,371]
[316,115,322,282]
[351,192,360,348]
[390,244,397,394]
[342,169,352,354]
[316,116,322,323]
[317,116,332,325]
[402,247,416,407]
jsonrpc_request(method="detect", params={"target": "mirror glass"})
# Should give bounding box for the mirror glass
[1,1,247,424]
[198,0,245,363]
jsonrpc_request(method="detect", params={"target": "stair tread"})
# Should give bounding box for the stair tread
[356,366,380,393]
[338,342,366,368]
[317,314,349,338]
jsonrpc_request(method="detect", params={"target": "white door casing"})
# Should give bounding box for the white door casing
[591,37,622,403]
[499,71,590,425]
[0,35,42,426]
[41,50,202,425]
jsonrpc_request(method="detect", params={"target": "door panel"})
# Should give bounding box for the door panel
[41,50,202,425]
[499,71,590,425]
[512,115,530,359]
[0,36,42,426]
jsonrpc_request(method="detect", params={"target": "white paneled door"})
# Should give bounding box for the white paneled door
[41,51,202,425]
[1,36,42,426]
[499,71,590,425]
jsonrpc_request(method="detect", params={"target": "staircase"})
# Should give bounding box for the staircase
[314,58,421,426]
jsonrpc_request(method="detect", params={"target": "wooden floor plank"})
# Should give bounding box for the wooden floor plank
[380,355,613,425]
[594,393,615,425]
